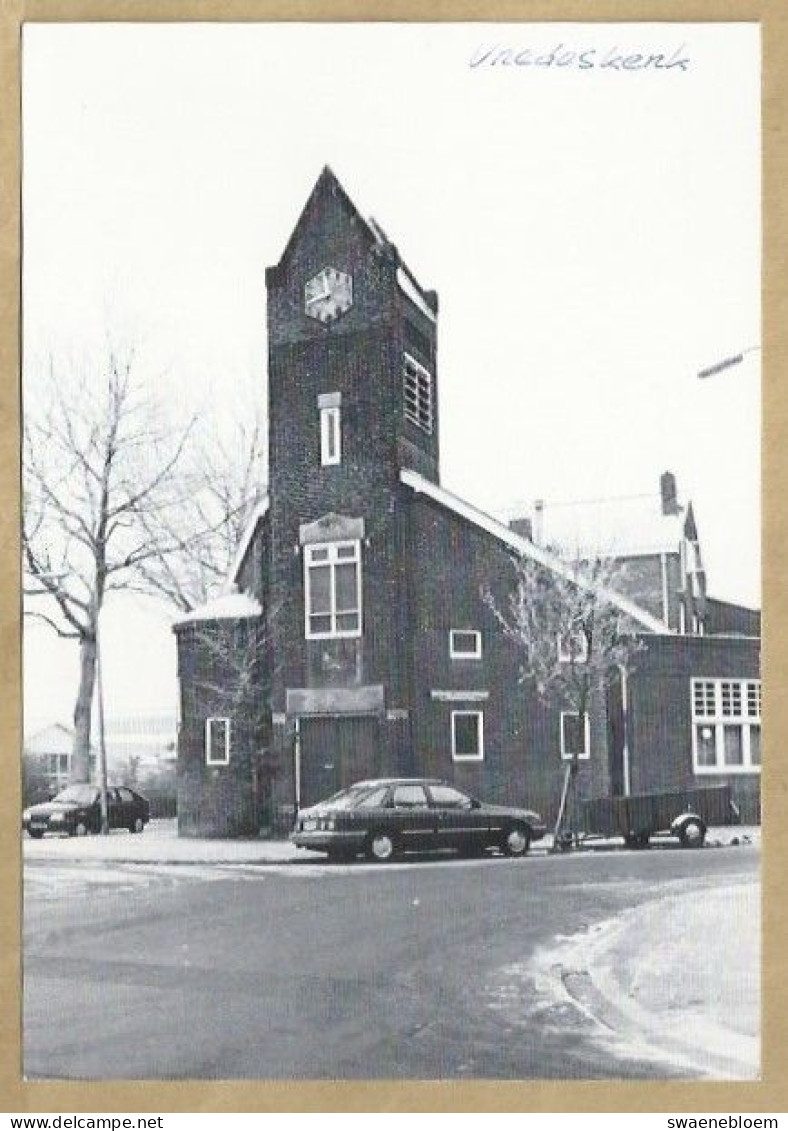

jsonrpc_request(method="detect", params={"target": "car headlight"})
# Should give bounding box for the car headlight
[22,809,31,822]
[49,812,65,823]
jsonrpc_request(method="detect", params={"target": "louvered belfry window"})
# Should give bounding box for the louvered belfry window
[403,352,433,434]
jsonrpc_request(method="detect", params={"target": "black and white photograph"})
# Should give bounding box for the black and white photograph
[20,22,761,1083]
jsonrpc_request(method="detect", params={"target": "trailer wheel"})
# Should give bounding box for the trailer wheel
[678,817,706,849]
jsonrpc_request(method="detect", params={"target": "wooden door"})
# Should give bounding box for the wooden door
[299,715,380,807]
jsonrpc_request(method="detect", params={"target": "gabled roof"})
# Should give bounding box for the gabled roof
[271,166,436,317]
[272,165,385,273]
[24,722,75,755]
[515,493,688,558]
[225,495,269,591]
[400,469,669,634]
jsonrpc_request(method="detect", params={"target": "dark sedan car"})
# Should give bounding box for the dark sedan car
[291,778,546,862]
[23,784,151,838]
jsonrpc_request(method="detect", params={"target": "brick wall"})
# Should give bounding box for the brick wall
[175,617,271,837]
[626,634,761,820]
[404,490,614,824]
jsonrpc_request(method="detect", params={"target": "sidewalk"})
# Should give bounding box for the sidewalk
[540,877,760,1079]
[21,818,760,866]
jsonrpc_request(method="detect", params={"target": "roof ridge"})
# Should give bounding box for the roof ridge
[400,469,669,635]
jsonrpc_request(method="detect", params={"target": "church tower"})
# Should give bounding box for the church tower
[265,167,439,806]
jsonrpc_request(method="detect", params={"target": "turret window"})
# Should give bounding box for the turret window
[403,353,433,434]
[305,540,362,639]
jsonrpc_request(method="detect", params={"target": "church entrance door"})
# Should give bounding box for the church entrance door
[298,715,382,807]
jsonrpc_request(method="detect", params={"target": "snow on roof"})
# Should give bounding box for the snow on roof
[24,723,75,755]
[400,469,669,634]
[225,495,269,589]
[396,267,436,324]
[519,494,686,558]
[174,589,263,626]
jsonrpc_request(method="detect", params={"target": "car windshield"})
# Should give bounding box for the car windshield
[322,786,380,810]
[52,785,97,805]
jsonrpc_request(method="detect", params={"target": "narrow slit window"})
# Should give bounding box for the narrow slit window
[320,405,341,466]
[206,717,231,766]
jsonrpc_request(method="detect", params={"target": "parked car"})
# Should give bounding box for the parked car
[23,784,151,838]
[291,778,546,862]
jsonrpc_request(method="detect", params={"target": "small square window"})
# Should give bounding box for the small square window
[557,632,589,663]
[451,711,484,761]
[449,630,482,659]
[206,717,231,765]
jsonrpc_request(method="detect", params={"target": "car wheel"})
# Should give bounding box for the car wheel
[367,832,396,862]
[678,818,706,849]
[73,821,89,837]
[624,832,650,849]
[28,829,44,839]
[501,823,530,858]
[327,847,354,863]
[130,817,144,834]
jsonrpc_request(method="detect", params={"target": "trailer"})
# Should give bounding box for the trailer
[581,783,738,849]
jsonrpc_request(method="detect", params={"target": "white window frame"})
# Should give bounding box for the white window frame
[557,631,589,664]
[451,710,484,762]
[449,629,482,660]
[560,711,590,760]
[403,352,434,435]
[206,717,231,766]
[691,678,761,774]
[320,404,341,466]
[304,539,362,640]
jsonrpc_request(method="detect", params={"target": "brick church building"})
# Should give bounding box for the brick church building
[174,168,761,837]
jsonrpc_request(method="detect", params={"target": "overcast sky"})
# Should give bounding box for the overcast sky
[22,22,760,733]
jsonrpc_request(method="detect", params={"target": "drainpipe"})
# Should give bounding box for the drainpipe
[533,499,544,546]
[293,717,301,825]
[620,665,631,797]
[660,552,670,628]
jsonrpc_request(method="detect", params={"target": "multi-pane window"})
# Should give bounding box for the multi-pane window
[691,678,761,773]
[450,629,482,659]
[451,711,484,761]
[560,712,590,760]
[304,540,362,639]
[206,717,231,766]
[403,352,433,434]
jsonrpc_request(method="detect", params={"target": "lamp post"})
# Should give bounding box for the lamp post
[697,345,760,379]
[95,613,110,835]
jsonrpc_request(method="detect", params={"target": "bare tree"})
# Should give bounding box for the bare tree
[23,345,195,785]
[130,412,266,613]
[483,551,644,846]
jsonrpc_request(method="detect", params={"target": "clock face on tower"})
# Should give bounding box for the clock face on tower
[304,266,353,323]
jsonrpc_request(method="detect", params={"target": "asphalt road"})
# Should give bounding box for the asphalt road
[23,845,758,1081]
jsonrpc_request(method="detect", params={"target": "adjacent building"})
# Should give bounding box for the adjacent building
[174,168,761,837]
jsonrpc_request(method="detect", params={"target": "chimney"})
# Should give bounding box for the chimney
[660,471,680,516]
[509,517,533,541]
[533,499,545,545]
